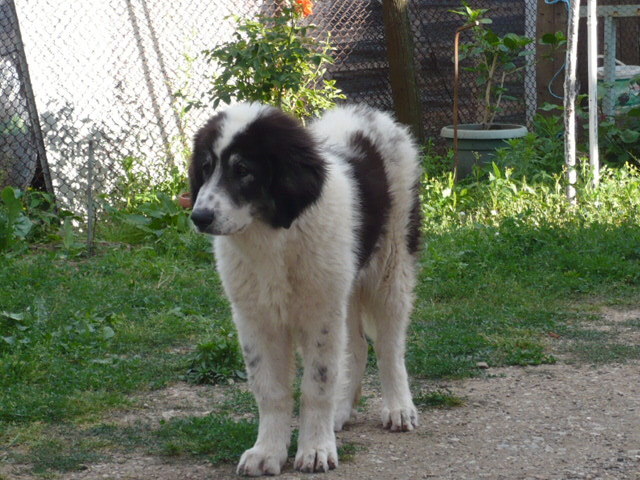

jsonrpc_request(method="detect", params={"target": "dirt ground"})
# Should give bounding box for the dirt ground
[4,310,640,480]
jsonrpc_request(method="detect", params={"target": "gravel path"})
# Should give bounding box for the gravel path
[33,362,637,480]
[3,309,640,480]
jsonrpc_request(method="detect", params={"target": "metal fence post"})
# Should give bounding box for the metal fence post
[564,0,581,203]
[86,139,96,255]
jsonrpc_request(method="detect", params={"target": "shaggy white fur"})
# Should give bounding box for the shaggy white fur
[189,103,422,476]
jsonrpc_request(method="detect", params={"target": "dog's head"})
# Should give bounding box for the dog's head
[188,103,326,235]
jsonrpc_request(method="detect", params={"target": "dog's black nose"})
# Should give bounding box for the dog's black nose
[190,209,215,232]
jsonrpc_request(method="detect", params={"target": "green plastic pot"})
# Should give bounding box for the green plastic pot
[440,123,528,177]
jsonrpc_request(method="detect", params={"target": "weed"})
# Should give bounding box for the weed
[104,192,193,247]
[184,324,245,385]
[337,441,363,462]
[156,414,257,463]
[413,389,465,409]
[113,156,188,211]
[588,106,640,167]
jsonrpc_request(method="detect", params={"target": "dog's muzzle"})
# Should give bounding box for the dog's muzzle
[190,209,215,233]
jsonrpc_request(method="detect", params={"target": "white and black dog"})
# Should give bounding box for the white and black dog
[189,103,422,476]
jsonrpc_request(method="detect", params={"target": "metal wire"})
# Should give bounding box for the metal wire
[2,0,636,224]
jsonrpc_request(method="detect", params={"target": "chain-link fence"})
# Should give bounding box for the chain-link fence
[2,0,638,222]
[0,0,49,192]
[3,0,397,217]
[409,0,538,138]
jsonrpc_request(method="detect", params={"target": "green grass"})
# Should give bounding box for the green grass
[0,241,231,425]
[155,415,362,465]
[156,414,257,463]
[405,161,640,378]
[407,220,640,378]
[2,158,640,475]
[413,389,465,409]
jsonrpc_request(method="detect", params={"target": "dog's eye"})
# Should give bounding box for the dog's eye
[234,163,251,178]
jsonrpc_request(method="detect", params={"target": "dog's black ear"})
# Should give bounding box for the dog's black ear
[188,113,226,203]
[270,150,326,229]
[188,147,206,204]
[245,110,326,229]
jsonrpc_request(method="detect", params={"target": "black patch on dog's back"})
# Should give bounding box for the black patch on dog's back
[347,132,391,269]
[406,181,423,255]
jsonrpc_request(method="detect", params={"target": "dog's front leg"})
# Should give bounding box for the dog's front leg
[235,315,294,477]
[294,312,346,473]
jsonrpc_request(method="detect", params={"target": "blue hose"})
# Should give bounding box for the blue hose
[545,0,570,99]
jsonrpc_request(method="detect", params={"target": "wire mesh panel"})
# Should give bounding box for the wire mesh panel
[1,0,537,219]
[0,0,42,190]
[14,0,269,213]
[577,3,640,114]
[316,0,393,112]
[409,0,533,140]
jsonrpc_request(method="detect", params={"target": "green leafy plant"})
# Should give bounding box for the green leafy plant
[106,193,192,245]
[451,1,533,128]
[0,187,79,253]
[185,1,345,121]
[0,186,33,252]
[185,325,245,385]
[114,156,187,211]
[413,388,465,409]
[540,94,640,168]
[595,106,640,166]
[492,113,565,179]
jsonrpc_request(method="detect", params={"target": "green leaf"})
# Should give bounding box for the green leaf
[101,326,116,340]
[1,186,22,222]
[12,215,32,239]
[620,129,640,144]
[1,311,25,321]
[540,103,562,112]
[503,36,517,50]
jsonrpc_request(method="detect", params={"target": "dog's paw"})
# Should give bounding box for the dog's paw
[333,405,356,432]
[382,405,419,432]
[237,446,287,477]
[294,441,338,473]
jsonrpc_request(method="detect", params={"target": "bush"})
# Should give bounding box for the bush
[181,0,344,121]
[596,106,640,167]
[0,187,76,253]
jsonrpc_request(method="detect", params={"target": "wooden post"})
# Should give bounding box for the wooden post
[381,0,425,143]
[536,0,567,107]
[564,0,581,203]
[602,14,617,117]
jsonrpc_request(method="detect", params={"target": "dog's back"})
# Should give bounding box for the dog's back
[311,105,423,270]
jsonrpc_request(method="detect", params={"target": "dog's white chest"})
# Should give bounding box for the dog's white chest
[214,235,294,322]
